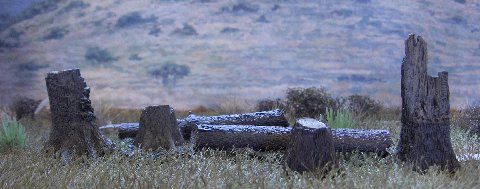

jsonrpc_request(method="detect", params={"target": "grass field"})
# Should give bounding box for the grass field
[0,106,479,189]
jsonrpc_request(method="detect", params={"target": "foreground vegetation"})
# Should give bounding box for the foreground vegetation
[0,103,479,189]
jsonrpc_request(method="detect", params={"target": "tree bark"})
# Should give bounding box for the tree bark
[285,118,336,174]
[134,105,184,150]
[397,34,460,172]
[44,69,110,163]
[191,124,392,155]
[99,109,289,140]
[179,109,289,140]
[190,124,291,151]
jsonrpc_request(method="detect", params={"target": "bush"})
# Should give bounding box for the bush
[456,105,480,136]
[325,107,353,128]
[15,61,49,72]
[115,11,157,28]
[11,61,48,87]
[255,98,284,112]
[85,46,116,64]
[43,26,69,40]
[171,23,198,36]
[60,0,90,14]
[10,97,41,121]
[221,2,259,14]
[0,39,20,48]
[17,0,61,20]
[149,63,190,87]
[8,29,24,40]
[129,54,142,61]
[149,26,162,37]
[338,94,382,119]
[0,115,26,153]
[285,87,336,118]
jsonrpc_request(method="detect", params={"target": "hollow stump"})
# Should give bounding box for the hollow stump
[285,118,336,174]
[44,69,109,162]
[397,34,460,172]
[134,105,185,150]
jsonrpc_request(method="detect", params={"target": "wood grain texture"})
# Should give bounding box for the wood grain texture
[44,69,109,163]
[285,118,336,174]
[397,34,460,172]
[190,124,392,155]
[134,105,185,150]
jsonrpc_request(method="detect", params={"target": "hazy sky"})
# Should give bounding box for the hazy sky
[0,0,39,16]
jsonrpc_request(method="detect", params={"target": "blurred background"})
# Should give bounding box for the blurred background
[0,0,479,109]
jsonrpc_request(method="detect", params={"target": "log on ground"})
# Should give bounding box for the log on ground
[191,124,291,151]
[179,109,289,140]
[99,109,289,140]
[191,124,392,155]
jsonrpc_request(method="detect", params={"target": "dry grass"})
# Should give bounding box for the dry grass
[0,107,479,189]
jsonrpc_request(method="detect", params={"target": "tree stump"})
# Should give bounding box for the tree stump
[285,118,336,174]
[44,69,109,162]
[134,105,185,150]
[397,34,460,172]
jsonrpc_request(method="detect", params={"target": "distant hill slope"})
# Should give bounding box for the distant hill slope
[1,0,479,108]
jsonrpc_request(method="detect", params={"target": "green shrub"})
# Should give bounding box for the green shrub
[338,94,382,119]
[85,46,116,64]
[17,0,61,20]
[0,115,26,153]
[0,39,20,48]
[7,29,24,40]
[255,98,284,112]
[171,23,198,36]
[455,105,480,136]
[285,87,336,118]
[60,0,90,14]
[43,26,69,40]
[115,11,157,28]
[149,62,190,87]
[325,107,353,128]
[10,97,41,120]
[11,61,49,87]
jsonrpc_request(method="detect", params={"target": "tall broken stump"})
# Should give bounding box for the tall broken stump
[134,105,185,150]
[285,118,336,174]
[44,69,109,161]
[397,34,460,172]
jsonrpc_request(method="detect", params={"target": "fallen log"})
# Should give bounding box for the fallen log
[191,124,392,156]
[100,123,139,139]
[99,109,289,140]
[191,125,291,151]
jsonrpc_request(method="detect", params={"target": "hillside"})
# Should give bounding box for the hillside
[1,0,479,108]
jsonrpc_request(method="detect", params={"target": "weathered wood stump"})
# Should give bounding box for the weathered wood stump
[99,109,289,140]
[134,105,185,150]
[44,69,109,162]
[285,118,336,174]
[397,34,460,172]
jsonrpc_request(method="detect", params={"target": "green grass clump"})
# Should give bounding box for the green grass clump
[0,115,26,152]
[325,107,353,128]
